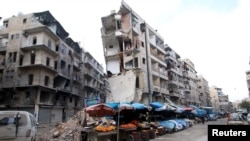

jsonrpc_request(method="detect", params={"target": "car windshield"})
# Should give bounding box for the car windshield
[0,114,27,126]
[229,113,243,121]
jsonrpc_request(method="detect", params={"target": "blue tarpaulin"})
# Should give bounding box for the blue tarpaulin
[132,103,147,110]
[150,102,164,108]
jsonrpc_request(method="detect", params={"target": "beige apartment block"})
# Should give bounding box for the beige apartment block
[165,45,184,105]
[101,1,169,104]
[83,51,107,106]
[197,75,212,106]
[0,11,89,124]
[182,59,200,106]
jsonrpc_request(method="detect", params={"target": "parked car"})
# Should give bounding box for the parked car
[0,111,38,141]
[227,112,247,125]
[247,113,250,124]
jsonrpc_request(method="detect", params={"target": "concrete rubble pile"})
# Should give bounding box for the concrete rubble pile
[36,110,87,141]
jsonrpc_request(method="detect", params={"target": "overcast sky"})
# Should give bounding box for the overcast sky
[1,0,250,102]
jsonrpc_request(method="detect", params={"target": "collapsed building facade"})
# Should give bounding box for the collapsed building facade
[0,11,107,124]
[101,1,211,106]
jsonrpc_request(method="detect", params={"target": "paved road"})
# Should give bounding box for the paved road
[150,118,227,141]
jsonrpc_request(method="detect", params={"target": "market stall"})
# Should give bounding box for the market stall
[81,103,118,141]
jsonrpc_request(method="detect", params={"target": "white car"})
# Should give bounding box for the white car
[0,111,38,141]
[227,112,247,125]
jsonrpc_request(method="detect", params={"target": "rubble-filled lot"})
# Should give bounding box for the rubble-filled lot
[35,110,87,141]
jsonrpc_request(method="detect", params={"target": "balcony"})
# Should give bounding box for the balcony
[19,64,57,74]
[21,44,57,56]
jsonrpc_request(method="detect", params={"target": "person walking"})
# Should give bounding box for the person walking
[201,114,205,124]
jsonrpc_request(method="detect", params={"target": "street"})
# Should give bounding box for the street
[150,118,227,141]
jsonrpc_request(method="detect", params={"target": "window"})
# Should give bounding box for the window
[28,74,33,85]
[23,18,27,24]
[70,97,72,103]
[8,52,12,63]
[11,35,14,40]
[142,58,145,64]
[116,20,121,29]
[15,34,19,39]
[136,76,139,88]
[48,40,51,48]
[3,20,8,28]
[54,61,57,69]
[46,57,50,66]
[44,76,49,86]
[32,37,37,45]
[13,52,17,62]
[134,58,138,68]
[30,54,35,64]
[25,92,31,99]
[109,45,113,48]
[55,44,59,51]
[141,42,144,47]
[68,65,71,72]
[19,55,23,66]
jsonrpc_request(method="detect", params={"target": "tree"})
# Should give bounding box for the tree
[239,100,250,112]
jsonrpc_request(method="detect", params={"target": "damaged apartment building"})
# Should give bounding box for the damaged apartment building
[0,11,107,124]
[101,1,211,106]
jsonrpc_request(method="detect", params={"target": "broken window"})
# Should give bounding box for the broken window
[116,20,121,29]
[19,55,23,66]
[28,74,33,85]
[54,61,57,70]
[8,52,12,63]
[13,52,17,63]
[134,57,138,68]
[55,44,59,51]
[44,76,49,86]
[32,37,37,45]
[60,60,65,69]
[11,35,14,40]
[30,54,35,64]
[141,41,144,47]
[142,58,145,64]
[68,65,71,73]
[48,40,51,48]
[25,92,31,99]
[46,57,50,66]
[136,76,139,88]
[3,20,8,28]
[23,18,27,24]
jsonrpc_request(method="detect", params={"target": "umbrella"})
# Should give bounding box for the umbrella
[85,103,116,117]
[182,107,194,111]
[150,102,164,108]
[132,103,147,110]
[119,103,134,111]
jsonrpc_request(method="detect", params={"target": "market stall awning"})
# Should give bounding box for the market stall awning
[85,103,116,117]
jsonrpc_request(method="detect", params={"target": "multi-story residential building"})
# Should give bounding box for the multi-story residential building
[181,59,200,106]
[210,86,223,112]
[197,75,212,106]
[218,94,231,112]
[165,45,184,105]
[101,1,169,104]
[0,11,107,124]
[246,60,250,98]
[83,50,106,107]
[0,11,84,123]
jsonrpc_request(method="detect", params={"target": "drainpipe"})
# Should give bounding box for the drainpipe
[143,22,152,104]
